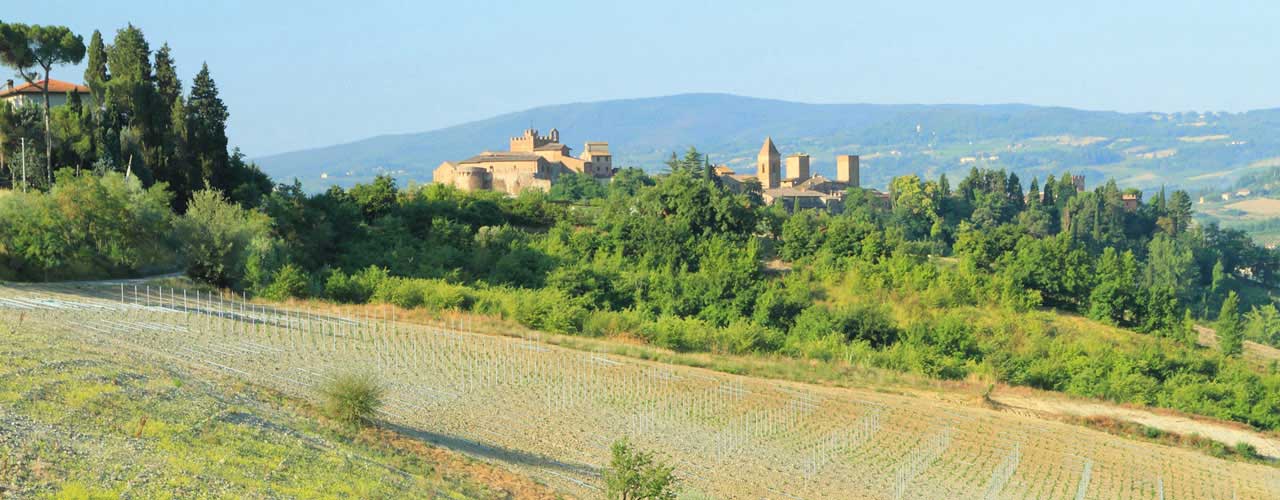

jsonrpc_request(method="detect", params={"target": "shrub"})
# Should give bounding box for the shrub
[582,309,645,338]
[319,372,384,428]
[514,288,588,334]
[260,263,310,300]
[641,315,713,352]
[714,320,776,354]
[604,438,678,500]
[368,276,474,311]
[790,303,898,348]
[243,235,288,296]
[471,287,519,318]
[1234,441,1259,459]
[325,266,388,303]
[175,189,273,288]
[419,280,473,311]
[0,171,177,280]
[372,277,424,308]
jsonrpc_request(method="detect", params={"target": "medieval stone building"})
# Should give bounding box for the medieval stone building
[715,137,863,212]
[433,128,613,195]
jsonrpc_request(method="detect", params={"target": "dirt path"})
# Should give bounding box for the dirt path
[983,326,1280,460]
[1195,325,1280,361]
[991,391,1280,459]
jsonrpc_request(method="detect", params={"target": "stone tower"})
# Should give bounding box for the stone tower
[836,155,860,188]
[786,154,810,182]
[510,128,554,152]
[757,137,781,189]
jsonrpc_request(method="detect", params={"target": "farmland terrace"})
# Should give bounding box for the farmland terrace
[2,282,1278,499]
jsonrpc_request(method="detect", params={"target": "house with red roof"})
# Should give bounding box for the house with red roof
[0,79,91,108]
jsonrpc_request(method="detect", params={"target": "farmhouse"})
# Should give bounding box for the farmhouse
[1122,192,1140,212]
[0,79,91,108]
[433,128,614,195]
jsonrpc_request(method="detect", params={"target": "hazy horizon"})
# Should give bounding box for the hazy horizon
[6,0,1278,157]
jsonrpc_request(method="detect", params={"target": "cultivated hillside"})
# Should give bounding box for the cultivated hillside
[5,283,1278,499]
[0,290,556,499]
[256,93,1280,191]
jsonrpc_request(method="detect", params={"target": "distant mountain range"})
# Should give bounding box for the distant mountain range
[254,93,1280,192]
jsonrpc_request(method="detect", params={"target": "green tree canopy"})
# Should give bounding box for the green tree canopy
[0,22,85,182]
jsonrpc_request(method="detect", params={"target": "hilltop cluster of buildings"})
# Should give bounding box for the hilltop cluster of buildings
[711,137,865,211]
[433,128,868,212]
[433,128,613,195]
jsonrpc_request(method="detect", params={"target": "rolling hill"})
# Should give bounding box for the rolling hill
[255,93,1280,192]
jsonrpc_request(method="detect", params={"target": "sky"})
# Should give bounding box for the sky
[5,0,1279,157]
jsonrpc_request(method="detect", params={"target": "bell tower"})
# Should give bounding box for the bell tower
[757,137,780,189]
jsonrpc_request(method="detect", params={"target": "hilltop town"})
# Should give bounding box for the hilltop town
[432,127,881,211]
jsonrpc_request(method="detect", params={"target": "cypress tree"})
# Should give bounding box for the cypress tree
[186,63,229,191]
[107,24,162,180]
[151,43,186,204]
[106,24,155,121]
[1044,175,1058,208]
[84,30,109,105]
[167,95,192,206]
[1217,291,1243,357]
[154,43,181,111]
[1006,171,1024,211]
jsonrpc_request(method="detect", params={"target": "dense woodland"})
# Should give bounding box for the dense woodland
[2,24,1280,434]
[0,22,269,207]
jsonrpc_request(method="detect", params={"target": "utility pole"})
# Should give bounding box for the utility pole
[20,137,27,192]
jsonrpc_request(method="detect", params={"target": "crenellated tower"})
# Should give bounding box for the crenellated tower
[510,128,558,152]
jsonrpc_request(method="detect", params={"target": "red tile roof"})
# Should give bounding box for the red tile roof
[0,79,91,98]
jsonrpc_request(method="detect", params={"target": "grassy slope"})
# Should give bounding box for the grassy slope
[0,316,556,499]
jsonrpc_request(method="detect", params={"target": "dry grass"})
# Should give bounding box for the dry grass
[1225,198,1280,217]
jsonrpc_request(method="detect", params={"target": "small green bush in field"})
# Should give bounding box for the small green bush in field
[261,263,310,300]
[604,438,678,500]
[320,372,384,428]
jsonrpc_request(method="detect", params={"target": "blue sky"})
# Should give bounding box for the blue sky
[5,0,1278,157]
